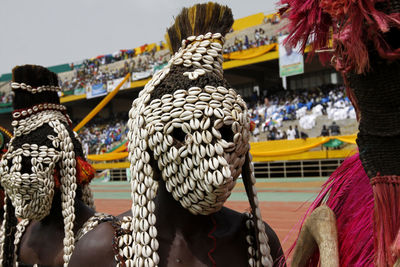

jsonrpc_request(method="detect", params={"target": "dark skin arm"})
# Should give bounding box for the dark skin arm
[18,197,96,266]
[69,222,117,267]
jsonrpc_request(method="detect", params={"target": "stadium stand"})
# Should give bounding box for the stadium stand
[75,83,356,157]
[224,18,288,54]
[249,85,356,140]
[0,12,358,180]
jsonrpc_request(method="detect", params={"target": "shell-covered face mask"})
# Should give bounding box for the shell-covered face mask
[147,84,250,215]
[0,160,55,221]
[0,128,62,221]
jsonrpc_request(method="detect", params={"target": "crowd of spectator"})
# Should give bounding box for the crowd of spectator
[263,14,281,25]
[70,42,165,71]
[77,84,355,155]
[60,50,169,93]
[249,85,355,141]
[63,18,287,94]
[223,14,287,54]
[78,117,129,156]
[223,29,282,54]
[321,122,341,136]
[62,17,287,94]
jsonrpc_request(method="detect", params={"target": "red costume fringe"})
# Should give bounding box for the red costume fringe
[371,175,400,266]
[53,156,96,188]
[287,153,374,266]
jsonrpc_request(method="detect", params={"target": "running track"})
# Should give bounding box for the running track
[92,178,325,262]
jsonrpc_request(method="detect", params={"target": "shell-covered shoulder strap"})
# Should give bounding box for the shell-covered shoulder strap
[75,213,117,241]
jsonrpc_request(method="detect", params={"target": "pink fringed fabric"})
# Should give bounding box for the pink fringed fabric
[371,175,400,266]
[280,0,400,73]
[287,153,374,266]
[392,229,400,260]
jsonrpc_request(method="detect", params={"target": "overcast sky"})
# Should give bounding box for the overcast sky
[0,0,278,75]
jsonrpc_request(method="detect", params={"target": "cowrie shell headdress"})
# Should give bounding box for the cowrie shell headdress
[125,31,274,266]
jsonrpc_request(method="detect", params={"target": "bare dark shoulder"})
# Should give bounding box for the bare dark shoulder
[213,206,247,237]
[69,222,117,267]
[216,207,286,267]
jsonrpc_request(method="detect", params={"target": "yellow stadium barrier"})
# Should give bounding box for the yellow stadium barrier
[87,134,357,162]
[90,149,357,169]
[251,149,357,162]
[335,135,357,144]
[223,44,277,60]
[130,77,151,89]
[87,152,129,161]
[223,50,279,70]
[92,161,130,170]
[250,137,329,157]
[60,94,86,103]
[232,13,266,31]
[250,134,356,157]
[112,143,127,153]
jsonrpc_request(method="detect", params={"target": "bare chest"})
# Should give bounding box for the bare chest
[158,229,249,267]
[18,224,65,267]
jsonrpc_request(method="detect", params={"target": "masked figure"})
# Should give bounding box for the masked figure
[0,65,123,267]
[116,3,285,267]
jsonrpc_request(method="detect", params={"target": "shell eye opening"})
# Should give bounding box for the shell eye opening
[172,127,186,144]
[219,125,233,142]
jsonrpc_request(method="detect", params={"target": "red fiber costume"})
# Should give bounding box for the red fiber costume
[281,0,400,265]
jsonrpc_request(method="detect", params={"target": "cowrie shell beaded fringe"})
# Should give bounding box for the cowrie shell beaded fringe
[121,31,273,267]
[11,82,62,94]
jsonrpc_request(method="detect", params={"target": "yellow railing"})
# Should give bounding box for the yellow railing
[87,134,357,166]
